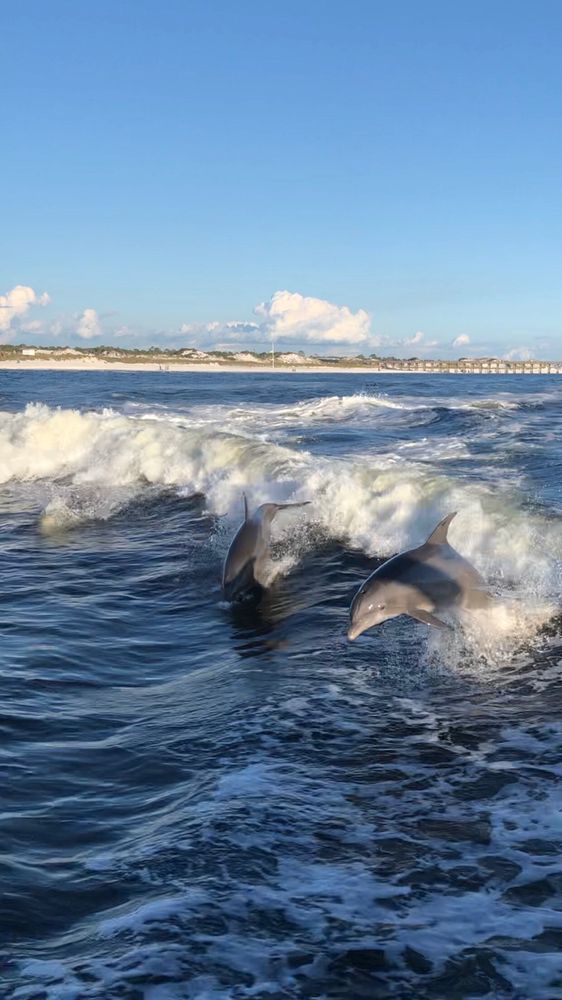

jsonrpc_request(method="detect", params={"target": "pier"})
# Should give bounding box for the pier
[370,357,562,375]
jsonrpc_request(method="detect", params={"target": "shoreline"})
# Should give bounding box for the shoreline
[0,359,413,374]
[1,359,559,375]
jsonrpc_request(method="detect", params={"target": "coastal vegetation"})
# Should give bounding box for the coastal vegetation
[2,343,561,374]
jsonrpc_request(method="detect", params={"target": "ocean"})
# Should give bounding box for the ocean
[1,370,561,999]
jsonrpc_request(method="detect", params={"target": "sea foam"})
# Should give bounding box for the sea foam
[1,400,560,655]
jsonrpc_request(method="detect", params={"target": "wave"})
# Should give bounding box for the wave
[466,399,519,411]
[125,390,557,441]
[1,402,561,645]
[267,392,418,417]
[123,393,427,434]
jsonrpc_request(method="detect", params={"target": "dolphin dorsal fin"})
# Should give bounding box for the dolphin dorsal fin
[242,492,249,521]
[425,511,457,545]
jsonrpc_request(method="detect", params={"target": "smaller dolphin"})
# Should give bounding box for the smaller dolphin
[222,495,310,602]
[348,512,491,639]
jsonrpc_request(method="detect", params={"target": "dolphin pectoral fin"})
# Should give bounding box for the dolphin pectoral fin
[425,511,458,545]
[408,609,451,630]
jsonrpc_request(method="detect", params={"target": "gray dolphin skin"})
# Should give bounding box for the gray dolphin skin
[348,512,491,639]
[222,495,310,601]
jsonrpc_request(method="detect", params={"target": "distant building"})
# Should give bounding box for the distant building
[22,348,36,356]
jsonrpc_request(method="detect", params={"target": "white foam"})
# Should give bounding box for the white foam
[180,392,424,428]
[99,891,207,937]
[423,599,559,674]
[1,401,561,654]
[12,706,562,998]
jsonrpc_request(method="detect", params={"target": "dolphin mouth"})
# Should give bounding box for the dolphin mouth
[347,619,373,641]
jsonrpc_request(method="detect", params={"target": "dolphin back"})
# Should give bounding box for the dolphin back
[222,519,261,594]
[223,499,310,600]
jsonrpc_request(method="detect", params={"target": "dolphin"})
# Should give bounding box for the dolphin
[222,495,310,602]
[348,512,491,639]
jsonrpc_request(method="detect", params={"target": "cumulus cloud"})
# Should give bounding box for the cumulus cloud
[404,330,424,346]
[180,320,259,342]
[503,346,534,361]
[113,325,137,339]
[452,334,470,348]
[19,319,45,333]
[0,284,50,338]
[393,330,438,353]
[76,308,102,340]
[254,290,372,345]
[178,292,373,349]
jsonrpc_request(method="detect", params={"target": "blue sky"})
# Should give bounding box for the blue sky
[2,0,561,358]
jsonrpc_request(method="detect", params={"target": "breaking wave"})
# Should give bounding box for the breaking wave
[1,402,561,622]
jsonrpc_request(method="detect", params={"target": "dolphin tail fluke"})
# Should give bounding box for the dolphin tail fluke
[408,609,452,630]
[425,511,457,545]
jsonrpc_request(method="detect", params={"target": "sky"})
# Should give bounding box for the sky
[2,0,562,358]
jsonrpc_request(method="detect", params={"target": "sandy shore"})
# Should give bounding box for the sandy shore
[0,359,406,375]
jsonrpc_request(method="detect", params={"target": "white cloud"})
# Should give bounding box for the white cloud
[254,290,372,345]
[393,330,439,353]
[178,292,374,351]
[404,330,424,346]
[114,325,136,339]
[76,308,101,340]
[0,284,50,338]
[180,320,259,342]
[452,334,470,348]
[180,321,220,336]
[19,319,45,333]
[503,346,534,361]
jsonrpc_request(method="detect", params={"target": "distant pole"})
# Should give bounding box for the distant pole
[271,334,275,370]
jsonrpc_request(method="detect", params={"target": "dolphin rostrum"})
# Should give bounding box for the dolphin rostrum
[348,512,491,639]
[222,495,310,601]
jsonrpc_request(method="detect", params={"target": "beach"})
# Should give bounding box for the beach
[2,355,560,376]
[0,357,406,374]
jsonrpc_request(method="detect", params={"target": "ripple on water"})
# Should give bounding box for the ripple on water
[1,372,562,998]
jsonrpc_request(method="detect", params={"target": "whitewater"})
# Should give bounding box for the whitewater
[1,369,561,999]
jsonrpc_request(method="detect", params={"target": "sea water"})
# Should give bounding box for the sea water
[0,370,561,998]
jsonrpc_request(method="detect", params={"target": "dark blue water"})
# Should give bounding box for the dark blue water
[1,371,561,999]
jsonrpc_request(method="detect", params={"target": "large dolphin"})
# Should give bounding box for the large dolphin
[348,512,491,639]
[222,495,310,602]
